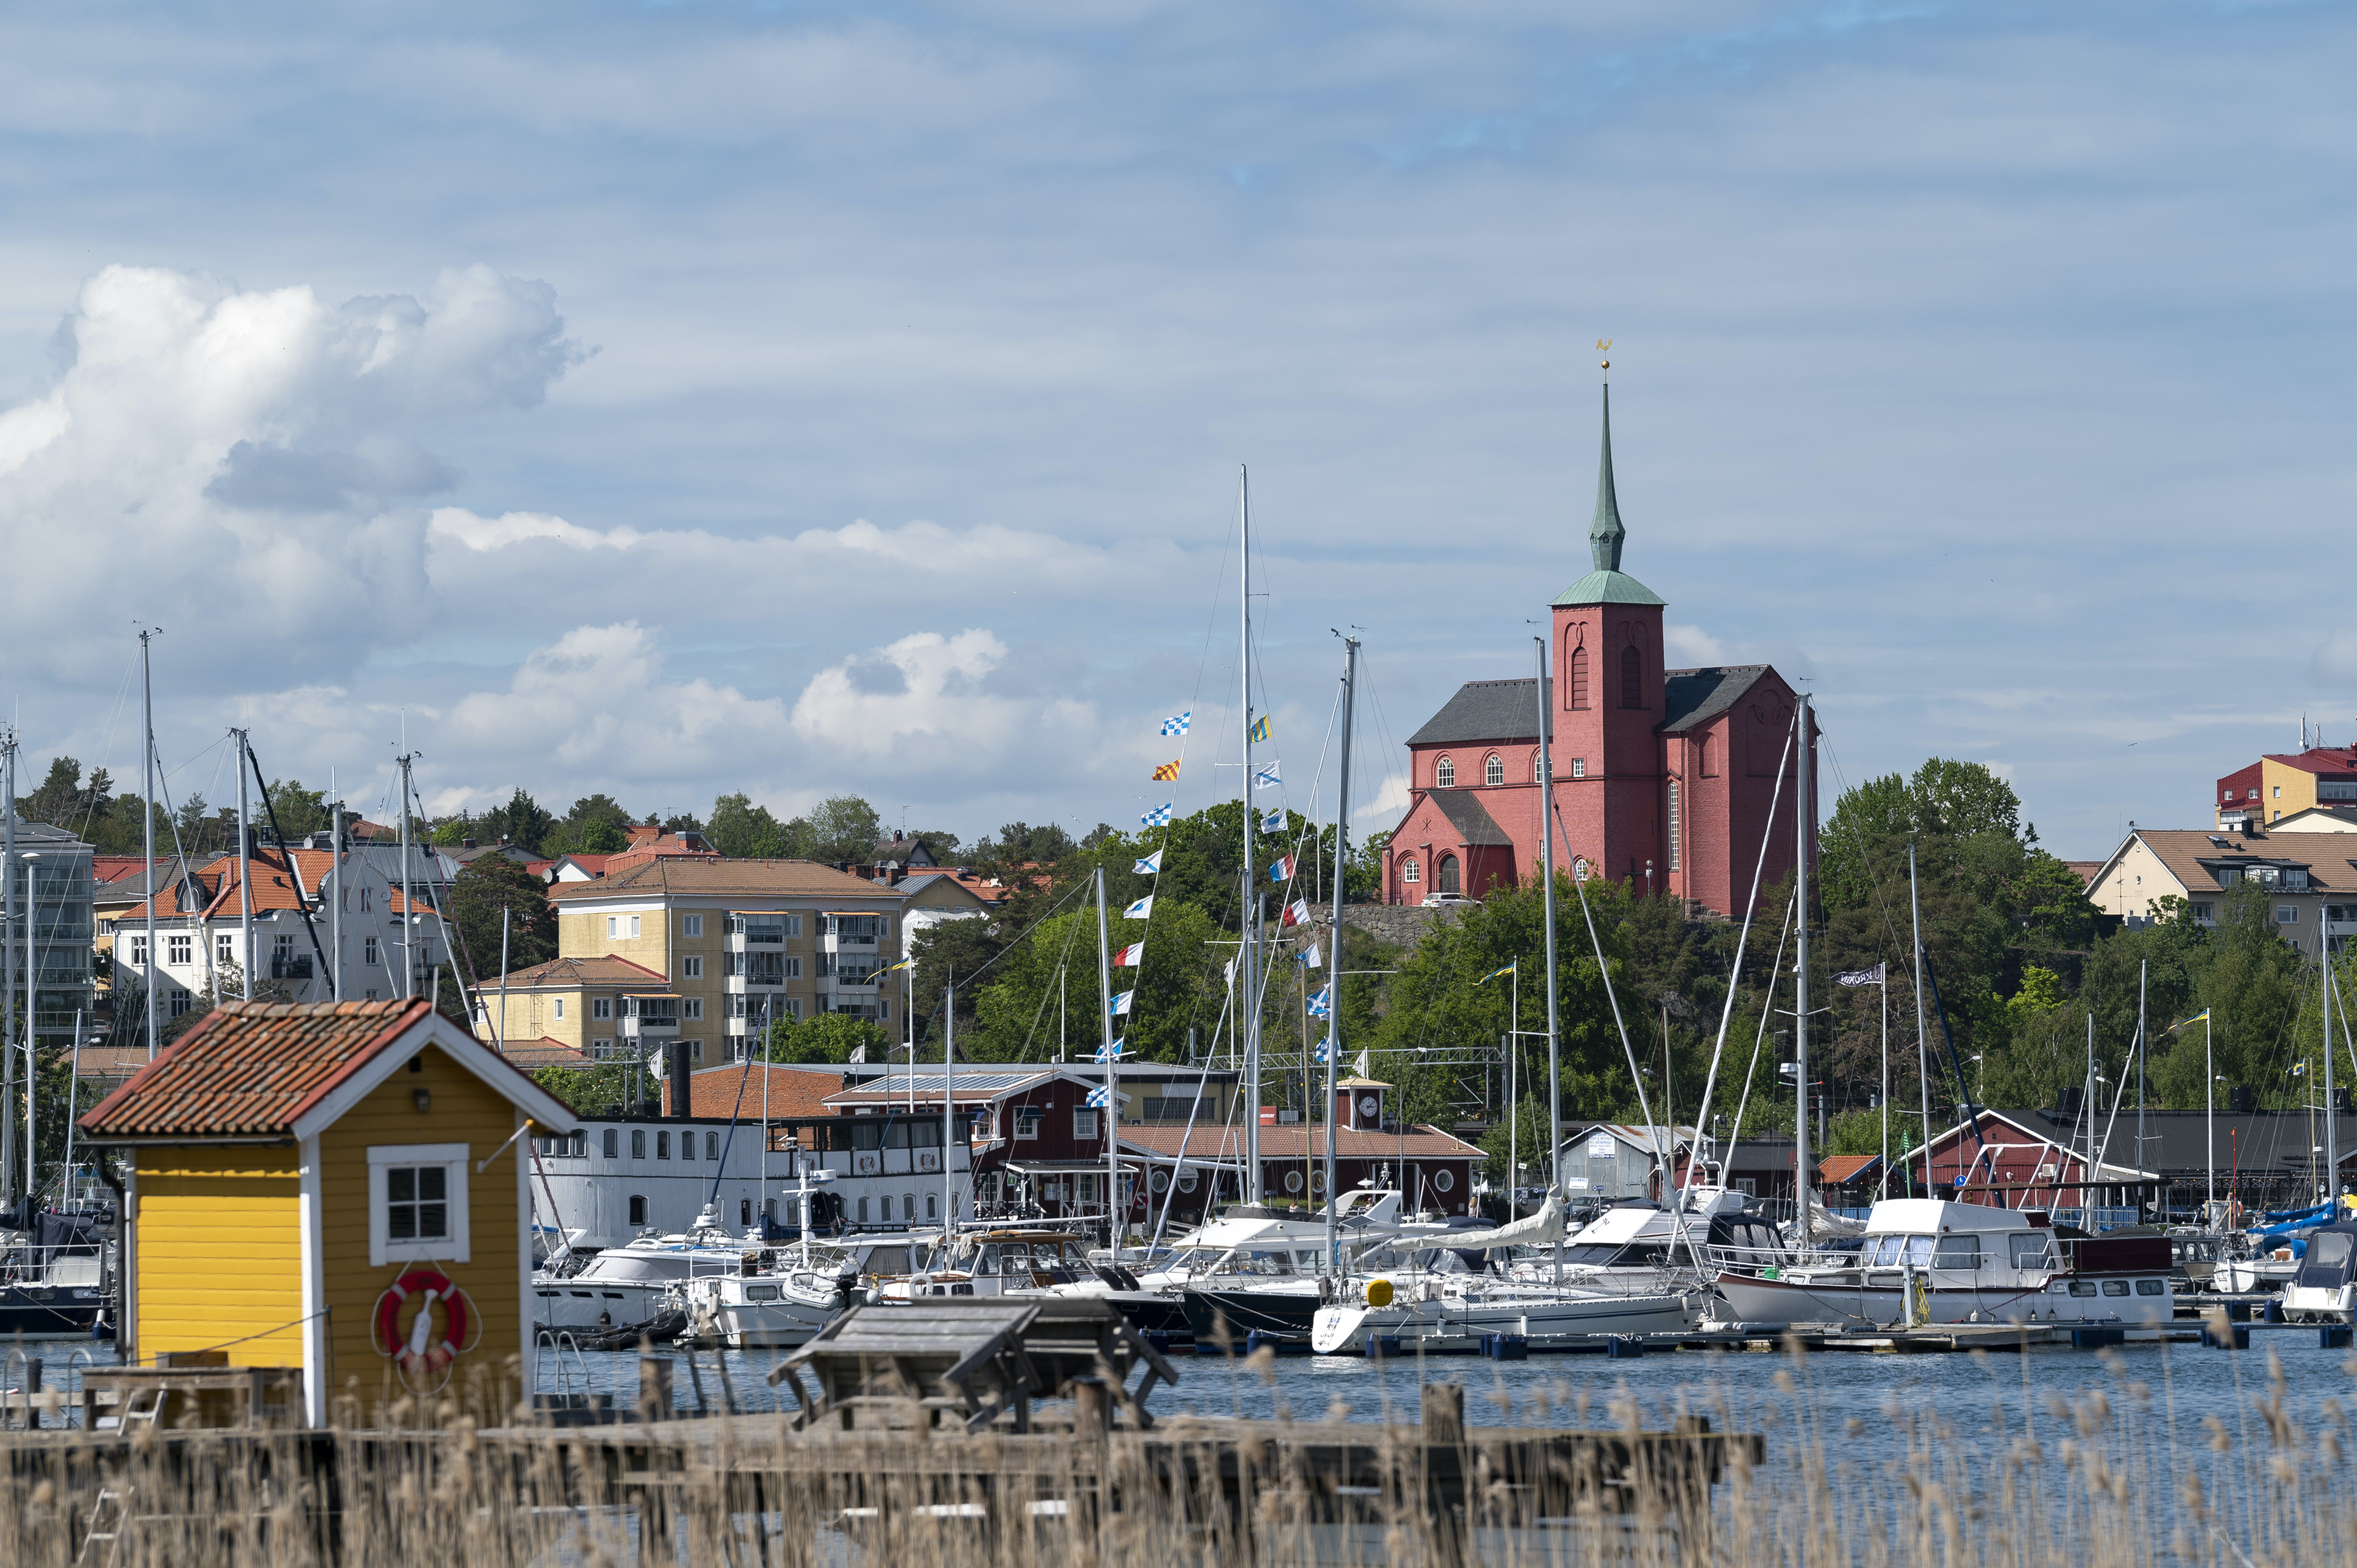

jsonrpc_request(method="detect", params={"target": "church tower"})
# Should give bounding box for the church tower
[1549,380,1666,884]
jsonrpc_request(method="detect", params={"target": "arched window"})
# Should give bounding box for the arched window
[1401,858,1421,885]
[1484,754,1504,787]
[1620,645,1643,708]
[1532,750,1545,783]
[1436,756,1456,788]
[1437,855,1461,895]
[1569,646,1589,710]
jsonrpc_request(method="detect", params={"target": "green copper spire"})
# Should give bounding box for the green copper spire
[1589,381,1625,573]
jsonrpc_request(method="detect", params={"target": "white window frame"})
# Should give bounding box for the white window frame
[683,956,703,979]
[607,916,618,938]
[1402,858,1420,885]
[128,937,148,967]
[2278,905,2299,925]
[1435,756,1455,788]
[683,914,704,937]
[168,935,192,966]
[1571,758,1587,778]
[367,1143,471,1267]
[363,937,380,965]
[1014,1108,1043,1141]
[786,915,804,937]
[684,998,704,1020]
[1074,1108,1100,1141]
[216,933,235,964]
[554,998,565,1020]
[1484,754,1503,787]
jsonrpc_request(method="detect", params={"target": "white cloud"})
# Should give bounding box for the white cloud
[1663,623,1725,665]
[791,628,1094,770]
[2314,631,2357,683]
[440,623,791,784]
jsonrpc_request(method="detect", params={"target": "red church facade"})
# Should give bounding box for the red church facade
[1381,389,1817,919]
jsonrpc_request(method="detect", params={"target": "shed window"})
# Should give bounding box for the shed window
[367,1144,470,1266]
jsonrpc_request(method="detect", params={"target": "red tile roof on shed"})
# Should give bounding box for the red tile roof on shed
[80,999,432,1139]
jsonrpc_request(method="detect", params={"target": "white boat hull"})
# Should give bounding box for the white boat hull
[1313,1288,1698,1354]
[2280,1282,2354,1323]
[1712,1270,2173,1328]
[535,1277,673,1332]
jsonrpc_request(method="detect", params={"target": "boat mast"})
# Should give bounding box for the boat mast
[396,748,416,999]
[140,628,160,1061]
[1239,466,1261,1209]
[945,975,958,1241]
[328,768,341,1001]
[1909,842,1929,1198]
[1323,635,1357,1274]
[2136,960,2146,1216]
[1093,867,1117,1245]
[2204,1009,2214,1223]
[234,728,253,1002]
[2325,948,2337,1211]
[1792,691,1813,1244]
[2,726,15,1208]
[1535,635,1561,1283]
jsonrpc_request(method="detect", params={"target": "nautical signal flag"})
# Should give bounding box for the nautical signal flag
[1160,710,1191,736]
[1151,759,1181,782]
[1269,855,1294,883]
[1132,850,1162,874]
[1281,899,1310,928]
[1110,990,1134,1017]
[1307,987,1332,1019]
[1094,1039,1127,1061]
[1086,1086,1112,1108]
[1299,941,1322,969]
[1254,764,1281,790]
[1248,714,1272,744]
[1141,802,1173,827]
[1835,965,1885,987]
[1313,1037,1336,1064]
[1261,809,1284,833]
[1123,894,1154,919]
[1116,941,1145,967]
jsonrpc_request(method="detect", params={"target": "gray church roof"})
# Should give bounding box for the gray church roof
[1659,666,1773,734]
[1426,790,1514,846]
[1408,667,1774,748]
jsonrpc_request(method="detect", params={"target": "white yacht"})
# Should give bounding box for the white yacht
[1711,1198,2175,1328]
[1507,1189,1759,1289]
[1172,1192,1453,1345]
[2280,1224,2357,1322]
[1311,1273,1700,1353]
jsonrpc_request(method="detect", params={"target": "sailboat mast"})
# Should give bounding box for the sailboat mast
[2,727,15,1207]
[141,628,160,1061]
[329,769,343,1002]
[1535,635,1561,1282]
[234,728,253,1001]
[1093,868,1117,1244]
[1793,691,1813,1244]
[397,750,415,999]
[1239,466,1261,1209]
[1323,635,1357,1273]
[2325,947,2337,1211]
[946,976,959,1241]
[1910,842,1929,1197]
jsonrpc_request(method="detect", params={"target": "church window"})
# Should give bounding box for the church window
[1437,855,1460,895]
[1484,754,1504,788]
[1571,758,1587,778]
[1568,646,1589,710]
[1401,858,1420,885]
[1532,751,1545,784]
[1436,756,1456,788]
[1620,645,1643,708]
[1667,780,1681,872]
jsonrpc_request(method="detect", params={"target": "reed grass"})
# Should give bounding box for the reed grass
[0,1333,2347,1567]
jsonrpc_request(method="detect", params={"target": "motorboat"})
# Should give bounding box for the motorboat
[1711,1199,2175,1329]
[1311,1273,1699,1354]
[1506,1189,1757,1289]
[0,1211,114,1338]
[2280,1223,2357,1323]
[1176,1191,1454,1347]
[2167,1229,2223,1292]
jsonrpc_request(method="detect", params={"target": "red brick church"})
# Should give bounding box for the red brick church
[1380,387,1815,918]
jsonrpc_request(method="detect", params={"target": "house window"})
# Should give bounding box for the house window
[786,915,804,938]
[129,937,148,967]
[2249,789,2259,800]
[1076,1109,1100,1140]
[364,937,379,965]
[684,915,704,937]
[2273,785,2281,799]
[554,998,565,1021]
[275,934,295,957]
[1401,858,1420,886]
[683,956,703,979]
[1571,758,1587,778]
[684,998,703,1020]
[657,1131,671,1159]
[631,1130,647,1159]
[1484,754,1504,787]
[687,1040,704,1064]
[1667,779,1681,872]
[170,993,193,1017]
[362,885,373,912]
[1015,1108,1043,1141]
[593,998,612,1020]
[786,957,803,979]
[1620,645,1643,708]
[217,933,234,964]
[1569,644,1589,709]
[168,935,192,965]
[2193,903,2216,924]
[2278,906,2299,924]
[367,1144,470,1267]
[1436,756,1455,788]
[784,998,802,1019]
[628,1195,647,1226]
[603,1129,619,1159]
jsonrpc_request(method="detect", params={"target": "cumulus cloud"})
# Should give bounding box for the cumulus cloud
[791,628,1094,770]
[1663,623,1726,666]
[0,263,582,689]
[440,622,792,784]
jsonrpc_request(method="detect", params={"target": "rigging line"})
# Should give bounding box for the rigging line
[1673,709,1798,1217]
[1726,892,1798,1148]
[157,733,231,786]
[1009,901,1092,1066]
[68,647,140,846]
[1551,793,1667,1171]
[1818,737,1916,970]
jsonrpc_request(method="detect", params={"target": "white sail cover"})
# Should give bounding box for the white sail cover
[1795,1193,1867,1238]
[1403,1190,1567,1251]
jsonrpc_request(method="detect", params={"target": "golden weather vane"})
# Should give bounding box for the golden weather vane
[1596,338,1611,377]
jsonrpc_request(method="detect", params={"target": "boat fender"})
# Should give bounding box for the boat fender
[1364,1278,1394,1309]
[862,1287,882,1306]
[373,1269,472,1378]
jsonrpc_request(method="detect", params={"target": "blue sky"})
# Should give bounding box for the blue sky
[0,0,2349,856]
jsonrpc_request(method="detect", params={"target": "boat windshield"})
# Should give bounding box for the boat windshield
[1861,1235,1935,1268]
[1231,1249,1296,1276]
[576,1253,695,1284]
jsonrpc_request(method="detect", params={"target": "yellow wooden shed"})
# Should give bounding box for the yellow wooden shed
[79,998,579,1424]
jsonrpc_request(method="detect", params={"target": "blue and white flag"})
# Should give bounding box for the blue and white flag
[1160,710,1190,736]
[1313,1036,1336,1064]
[1261,808,1285,833]
[1109,989,1134,1017]
[1094,1038,1127,1061]
[1299,941,1322,969]
[1123,894,1154,920]
[1141,802,1173,828]
[1086,1086,1112,1108]
[1133,850,1162,874]
[1307,986,1332,1019]
[1254,764,1281,790]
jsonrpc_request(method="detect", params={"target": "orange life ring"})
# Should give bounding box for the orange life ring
[373,1269,471,1378]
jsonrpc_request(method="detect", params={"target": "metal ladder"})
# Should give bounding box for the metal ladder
[76,1487,132,1567]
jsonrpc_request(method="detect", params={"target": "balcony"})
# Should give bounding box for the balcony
[619,995,681,1040]
[726,913,787,951]
[724,959,788,993]
[270,954,315,980]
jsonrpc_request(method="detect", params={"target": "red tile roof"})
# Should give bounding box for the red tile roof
[1817,1154,1883,1185]
[109,848,434,925]
[498,1037,595,1069]
[80,999,432,1138]
[492,955,668,989]
[547,859,905,903]
[672,1063,847,1119]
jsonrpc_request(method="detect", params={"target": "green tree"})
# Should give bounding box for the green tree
[760,1011,892,1064]
[708,792,794,858]
[448,857,559,982]
[543,794,635,857]
[808,796,883,863]
[265,779,330,840]
[480,788,555,856]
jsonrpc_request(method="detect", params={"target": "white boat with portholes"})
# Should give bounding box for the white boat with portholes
[1710,1199,2175,1329]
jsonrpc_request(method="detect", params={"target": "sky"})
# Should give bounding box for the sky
[0,0,2350,860]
